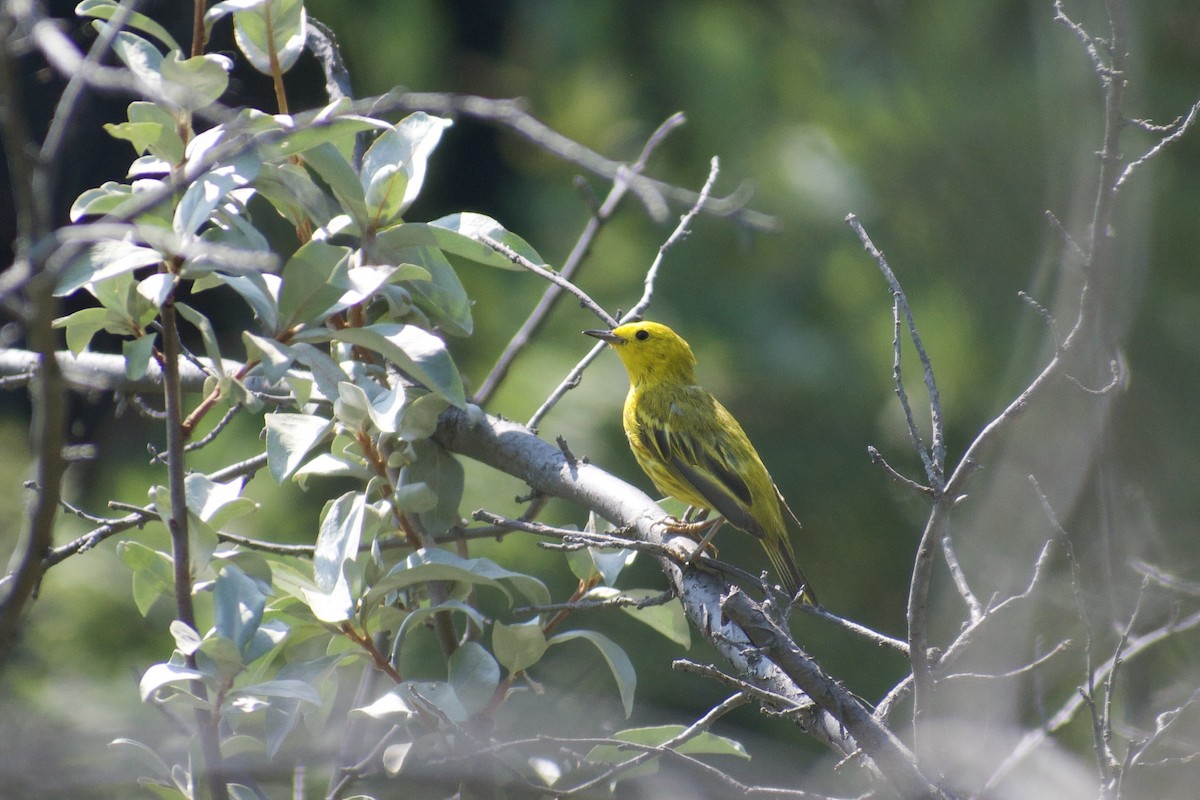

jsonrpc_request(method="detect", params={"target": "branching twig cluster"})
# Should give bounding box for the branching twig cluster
[0,0,1198,798]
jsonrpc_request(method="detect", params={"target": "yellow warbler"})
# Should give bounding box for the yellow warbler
[584,321,815,602]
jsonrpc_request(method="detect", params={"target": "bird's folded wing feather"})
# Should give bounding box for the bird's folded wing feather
[638,405,766,539]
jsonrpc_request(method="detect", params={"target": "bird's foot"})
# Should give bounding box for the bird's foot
[658,515,724,564]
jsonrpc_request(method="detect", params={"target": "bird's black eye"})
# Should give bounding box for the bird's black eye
[635,329,650,341]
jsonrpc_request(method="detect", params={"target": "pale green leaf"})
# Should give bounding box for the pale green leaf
[233,0,307,75]
[277,240,352,327]
[448,641,500,715]
[396,392,449,442]
[174,163,255,238]
[70,181,136,221]
[586,725,749,765]
[76,0,181,51]
[160,51,231,111]
[548,630,636,717]
[170,620,202,656]
[398,439,463,537]
[185,473,255,528]
[332,323,465,407]
[53,308,108,355]
[242,332,293,381]
[136,273,176,308]
[371,243,472,337]
[296,141,366,224]
[214,564,268,652]
[363,548,551,608]
[103,121,168,157]
[360,113,453,224]
[140,662,207,701]
[493,619,547,674]
[288,342,349,402]
[376,212,545,270]
[254,160,342,228]
[174,302,224,377]
[118,541,175,617]
[264,413,333,481]
[107,29,165,97]
[54,240,163,297]
[300,581,354,624]
[228,679,321,705]
[393,600,487,654]
[313,491,366,592]
[122,333,158,381]
[224,274,281,333]
[127,101,185,163]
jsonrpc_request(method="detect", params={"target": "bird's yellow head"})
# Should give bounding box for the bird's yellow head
[584,320,697,386]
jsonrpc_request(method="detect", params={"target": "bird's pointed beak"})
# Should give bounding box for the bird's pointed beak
[583,329,622,345]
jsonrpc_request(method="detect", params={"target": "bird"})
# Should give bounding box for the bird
[584,320,815,603]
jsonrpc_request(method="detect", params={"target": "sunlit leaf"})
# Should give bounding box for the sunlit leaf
[175,302,225,377]
[313,491,366,592]
[363,548,551,608]
[332,324,465,408]
[214,564,268,652]
[118,541,175,617]
[174,162,257,238]
[228,679,321,705]
[277,240,352,328]
[140,662,207,701]
[360,113,453,225]
[76,0,182,51]
[264,412,333,481]
[372,244,473,337]
[224,274,281,333]
[160,51,232,111]
[376,212,545,271]
[54,240,164,297]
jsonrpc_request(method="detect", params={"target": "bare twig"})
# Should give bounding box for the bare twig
[940,639,1072,680]
[983,607,1200,792]
[796,604,910,656]
[363,91,775,231]
[556,692,752,796]
[479,234,618,328]
[1116,98,1200,189]
[1130,560,1200,597]
[867,446,933,496]
[470,508,592,540]
[473,112,687,406]
[934,529,1062,673]
[514,588,675,616]
[624,156,723,322]
[526,157,721,429]
[846,215,944,487]
[941,534,983,623]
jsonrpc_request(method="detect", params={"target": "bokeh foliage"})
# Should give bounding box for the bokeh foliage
[2,0,1200,797]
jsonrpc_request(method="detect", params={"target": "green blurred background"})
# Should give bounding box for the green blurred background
[3,0,1200,796]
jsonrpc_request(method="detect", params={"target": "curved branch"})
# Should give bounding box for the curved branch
[431,404,930,789]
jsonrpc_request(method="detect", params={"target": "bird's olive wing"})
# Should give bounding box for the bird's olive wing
[641,412,765,539]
